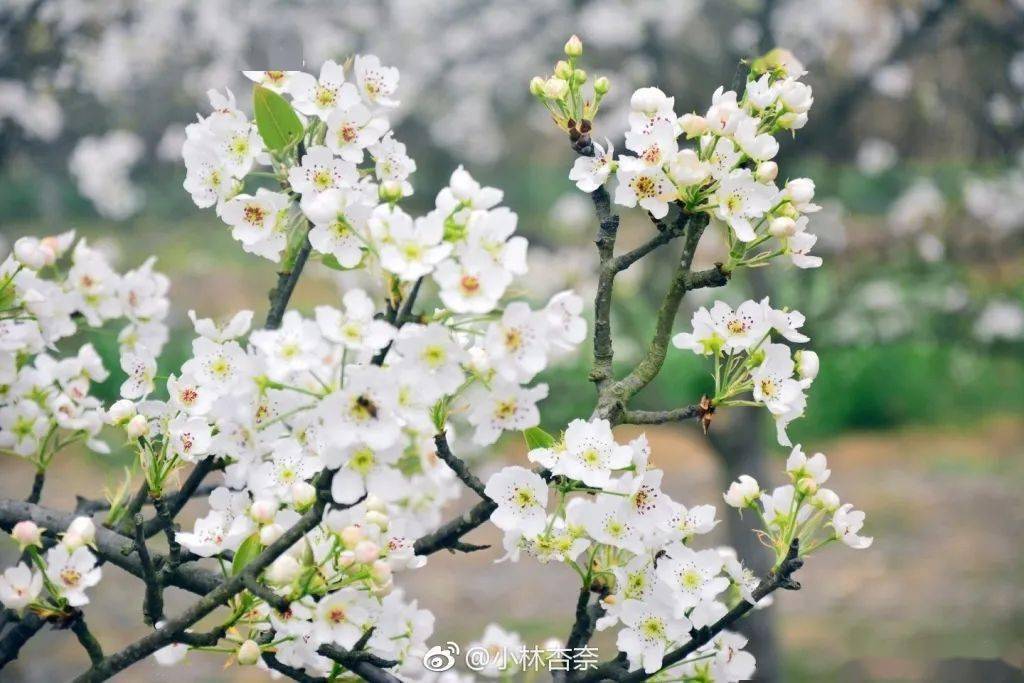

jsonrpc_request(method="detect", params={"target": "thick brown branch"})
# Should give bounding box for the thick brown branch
[433,433,489,500]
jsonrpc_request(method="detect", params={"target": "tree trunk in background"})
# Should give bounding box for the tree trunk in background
[708,409,779,682]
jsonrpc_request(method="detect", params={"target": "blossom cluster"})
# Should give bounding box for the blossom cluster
[567,48,823,272]
[672,298,819,446]
[482,419,868,677]
[1,232,169,462]
[0,517,102,612]
[71,55,591,677]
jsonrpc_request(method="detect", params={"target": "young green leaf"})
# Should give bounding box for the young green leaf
[253,85,304,152]
[232,533,262,575]
[523,426,556,450]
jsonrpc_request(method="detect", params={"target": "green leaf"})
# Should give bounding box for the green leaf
[253,86,303,152]
[523,426,556,450]
[232,533,262,575]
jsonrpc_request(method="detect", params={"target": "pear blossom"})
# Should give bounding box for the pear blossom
[617,599,691,674]
[713,169,777,242]
[45,545,102,606]
[354,55,400,108]
[833,504,873,549]
[614,161,676,219]
[0,563,43,611]
[220,188,291,262]
[316,289,395,352]
[484,466,548,535]
[569,138,615,192]
[288,145,359,198]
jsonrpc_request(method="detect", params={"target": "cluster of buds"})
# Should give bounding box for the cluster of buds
[530,35,609,136]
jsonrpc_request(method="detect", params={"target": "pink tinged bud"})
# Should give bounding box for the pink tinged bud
[796,477,819,496]
[544,77,568,100]
[755,161,779,183]
[769,217,797,238]
[12,521,42,549]
[338,550,356,568]
[340,525,365,549]
[250,499,277,525]
[237,639,261,666]
[290,481,316,509]
[564,35,583,57]
[354,540,380,564]
[679,113,708,138]
[260,523,285,546]
[125,414,149,437]
[370,559,392,584]
[66,517,96,547]
[266,555,301,585]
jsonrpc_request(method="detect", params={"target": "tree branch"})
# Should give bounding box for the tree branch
[412,497,496,556]
[133,514,163,626]
[69,614,105,666]
[563,585,608,681]
[619,405,702,425]
[26,470,44,505]
[265,230,313,330]
[433,433,489,500]
[68,480,368,682]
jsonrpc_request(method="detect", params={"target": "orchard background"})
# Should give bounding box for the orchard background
[1,1,1022,681]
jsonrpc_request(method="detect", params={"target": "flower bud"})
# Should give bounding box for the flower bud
[340,525,365,549]
[378,180,403,203]
[564,35,583,57]
[755,161,779,183]
[237,639,261,666]
[679,113,708,138]
[769,217,797,238]
[573,68,587,84]
[12,521,42,550]
[785,178,815,205]
[354,540,380,564]
[67,516,96,546]
[106,399,136,425]
[594,76,610,96]
[260,523,285,546]
[364,495,387,514]
[630,87,667,114]
[370,559,392,585]
[338,550,356,568]
[125,414,149,438]
[250,498,277,525]
[13,237,49,270]
[723,475,760,508]
[796,477,819,496]
[554,60,572,80]
[266,555,301,585]
[529,76,546,97]
[795,350,819,382]
[812,488,840,512]
[371,578,393,597]
[777,112,799,129]
[290,481,317,510]
[544,77,568,100]
[62,531,86,551]
[364,510,389,531]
